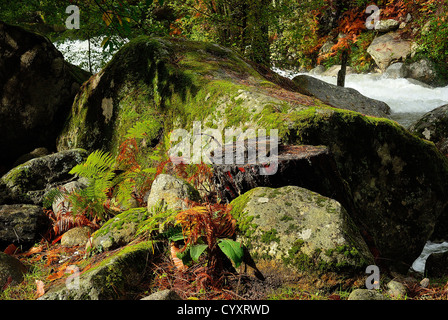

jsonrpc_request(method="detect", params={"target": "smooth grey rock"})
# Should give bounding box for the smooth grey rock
[348,289,388,300]
[293,74,391,118]
[141,289,182,300]
[147,174,200,212]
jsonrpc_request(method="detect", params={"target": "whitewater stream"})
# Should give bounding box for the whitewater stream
[55,39,448,275]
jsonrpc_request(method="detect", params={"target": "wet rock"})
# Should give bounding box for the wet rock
[409,104,448,155]
[407,59,438,86]
[384,63,408,79]
[309,65,326,76]
[321,64,355,77]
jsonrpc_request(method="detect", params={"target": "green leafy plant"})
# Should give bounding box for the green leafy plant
[170,203,244,283]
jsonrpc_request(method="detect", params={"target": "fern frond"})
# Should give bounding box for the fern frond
[125,118,161,140]
[43,188,65,209]
[69,150,115,179]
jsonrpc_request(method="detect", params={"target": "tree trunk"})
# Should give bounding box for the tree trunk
[337,49,348,87]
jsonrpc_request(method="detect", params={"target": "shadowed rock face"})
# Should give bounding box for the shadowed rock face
[0,21,90,171]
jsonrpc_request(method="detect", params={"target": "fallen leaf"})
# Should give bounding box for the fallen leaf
[35,280,45,298]
[4,244,18,255]
[24,245,43,256]
[46,270,66,281]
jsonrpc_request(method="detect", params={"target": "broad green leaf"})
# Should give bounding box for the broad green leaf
[169,232,185,242]
[176,247,192,265]
[218,239,244,267]
[190,244,208,262]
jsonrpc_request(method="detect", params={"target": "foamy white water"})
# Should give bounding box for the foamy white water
[274,68,448,128]
[54,37,127,74]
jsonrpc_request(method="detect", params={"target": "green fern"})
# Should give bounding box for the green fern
[68,150,117,220]
[43,188,65,209]
[69,149,116,179]
[125,119,162,141]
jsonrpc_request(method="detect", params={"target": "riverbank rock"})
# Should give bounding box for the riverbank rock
[387,280,408,298]
[348,289,387,300]
[384,63,408,79]
[39,241,156,300]
[0,204,50,250]
[0,149,88,205]
[140,289,182,300]
[375,19,400,33]
[367,32,412,71]
[0,252,27,288]
[54,36,448,272]
[12,147,49,167]
[409,104,448,153]
[407,59,438,86]
[230,186,373,273]
[146,174,201,212]
[61,226,93,247]
[88,208,148,252]
[292,74,391,118]
[0,21,90,171]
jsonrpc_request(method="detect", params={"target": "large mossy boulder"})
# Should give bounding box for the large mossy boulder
[56,36,448,272]
[39,240,156,300]
[0,149,88,205]
[0,21,90,170]
[409,104,448,155]
[230,186,373,273]
[88,208,150,252]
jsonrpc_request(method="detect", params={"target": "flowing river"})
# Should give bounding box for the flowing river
[54,38,448,274]
[273,68,448,128]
